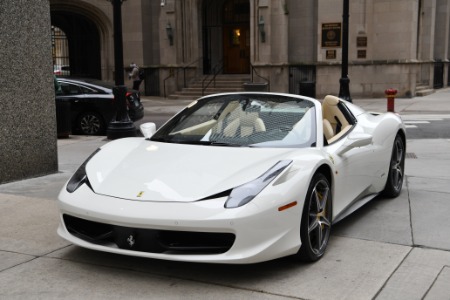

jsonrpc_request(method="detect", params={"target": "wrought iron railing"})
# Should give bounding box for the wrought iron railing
[163,57,202,97]
[202,60,223,95]
[250,63,270,91]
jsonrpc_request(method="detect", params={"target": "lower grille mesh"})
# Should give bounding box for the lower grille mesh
[63,214,235,255]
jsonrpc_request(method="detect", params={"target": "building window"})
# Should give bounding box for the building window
[51,26,70,76]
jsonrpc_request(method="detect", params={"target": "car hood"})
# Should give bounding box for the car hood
[86,138,298,202]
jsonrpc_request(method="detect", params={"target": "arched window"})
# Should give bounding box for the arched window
[51,26,70,76]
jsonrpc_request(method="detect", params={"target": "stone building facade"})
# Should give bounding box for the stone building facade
[50,0,450,99]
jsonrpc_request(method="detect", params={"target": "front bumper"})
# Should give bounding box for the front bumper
[57,184,303,264]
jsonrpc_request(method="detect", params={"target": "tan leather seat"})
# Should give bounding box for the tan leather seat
[322,95,352,143]
[323,96,350,130]
[323,119,334,141]
[223,111,266,137]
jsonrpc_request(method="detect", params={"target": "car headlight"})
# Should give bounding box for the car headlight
[224,160,292,208]
[66,149,100,193]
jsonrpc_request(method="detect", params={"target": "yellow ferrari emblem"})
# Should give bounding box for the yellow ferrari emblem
[137,191,144,198]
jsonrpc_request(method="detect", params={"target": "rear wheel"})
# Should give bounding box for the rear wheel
[296,173,332,262]
[77,112,105,135]
[382,134,405,198]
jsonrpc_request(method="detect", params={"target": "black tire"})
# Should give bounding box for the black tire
[382,134,405,198]
[77,112,105,135]
[296,173,332,262]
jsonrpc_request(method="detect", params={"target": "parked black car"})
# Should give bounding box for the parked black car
[56,78,144,135]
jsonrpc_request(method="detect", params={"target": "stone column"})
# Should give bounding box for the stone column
[0,0,58,183]
[255,0,289,92]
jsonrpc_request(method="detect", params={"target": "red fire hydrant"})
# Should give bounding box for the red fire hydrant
[385,88,397,112]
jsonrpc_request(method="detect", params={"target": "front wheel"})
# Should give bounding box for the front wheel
[382,134,405,198]
[296,173,332,262]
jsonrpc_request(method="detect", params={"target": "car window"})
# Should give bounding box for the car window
[59,82,82,95]
[80,86,99,94]
[152,94,317,148]
[82,79,114,90]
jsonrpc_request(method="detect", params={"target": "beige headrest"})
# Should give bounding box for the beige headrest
[323,95,340,106]
[240,112,259,127]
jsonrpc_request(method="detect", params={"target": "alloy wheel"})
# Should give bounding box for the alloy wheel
[390,137,404,192]
[307,178,332,256]
[79,113,103,135]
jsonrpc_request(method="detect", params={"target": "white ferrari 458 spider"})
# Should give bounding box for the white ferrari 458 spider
[57,93,406,264]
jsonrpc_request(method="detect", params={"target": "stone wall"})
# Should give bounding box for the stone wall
[0,0,58,183]
[316,62,419,99]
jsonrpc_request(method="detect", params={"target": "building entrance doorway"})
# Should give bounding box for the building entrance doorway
[202,0,250,75]
[223,25,250,74]
[223,0,250,74]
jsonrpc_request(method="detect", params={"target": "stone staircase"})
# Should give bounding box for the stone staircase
[168,74,251,100]
[415,85,435,97]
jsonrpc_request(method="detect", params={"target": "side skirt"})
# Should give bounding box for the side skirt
[332,193,379,224]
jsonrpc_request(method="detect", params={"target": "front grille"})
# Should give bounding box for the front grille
[63,214,235,255]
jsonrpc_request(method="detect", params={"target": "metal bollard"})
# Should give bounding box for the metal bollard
[385,88,397,112]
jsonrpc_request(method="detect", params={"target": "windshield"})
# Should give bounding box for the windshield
[151,94,317,148]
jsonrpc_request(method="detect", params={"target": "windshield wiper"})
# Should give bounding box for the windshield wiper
[176,140,243,147]
[210,141,243,147]
[150,137,172,143]
[151,138,243,147]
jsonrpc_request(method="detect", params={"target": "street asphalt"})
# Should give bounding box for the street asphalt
[1,90,450,299]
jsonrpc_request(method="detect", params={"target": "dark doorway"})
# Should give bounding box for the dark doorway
[434,61,444,89]
[202,0,250,75]
[222,0,250,74]
[51,11,101,79]
[223,25,250,74]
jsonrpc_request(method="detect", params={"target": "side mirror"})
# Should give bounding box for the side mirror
[140,122,156,139]
[337,133,372,156]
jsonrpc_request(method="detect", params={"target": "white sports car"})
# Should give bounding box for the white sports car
[57,93,406,264]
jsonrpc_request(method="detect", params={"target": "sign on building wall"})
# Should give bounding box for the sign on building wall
[357,50,367,59]
[326,50,336,59]
[321,23,341,48]
[357,36,367,47]
[357,36,367,59]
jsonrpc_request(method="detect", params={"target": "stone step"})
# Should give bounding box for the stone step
[189,82,249,88]
[168,74,251,99]
[415,86,435,97]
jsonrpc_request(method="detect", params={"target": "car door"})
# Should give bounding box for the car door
[321,100,379,218]
[57,81,85,121]
[325,124,378,218]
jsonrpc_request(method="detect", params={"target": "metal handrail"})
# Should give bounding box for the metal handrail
[182,57,202,87]
[162,69,174,98]
[250,63,270,91]
[163,57,202,98]
[202,60,223,95]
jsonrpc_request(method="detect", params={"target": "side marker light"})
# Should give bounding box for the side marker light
[278,201,298,212]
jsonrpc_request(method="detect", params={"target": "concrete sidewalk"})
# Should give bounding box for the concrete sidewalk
[0,91,450,299]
